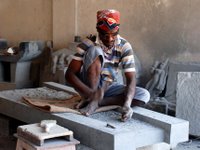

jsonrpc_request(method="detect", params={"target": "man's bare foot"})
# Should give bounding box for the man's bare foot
[75,100,89,109]
[121,106,133,122]
[80,100,99,116]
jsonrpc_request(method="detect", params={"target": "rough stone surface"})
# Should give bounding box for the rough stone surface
[137,142,170,150]
[165,62,200,105]
[176,72,200,136]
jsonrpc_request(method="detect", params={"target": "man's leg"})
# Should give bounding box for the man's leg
[87,57,101,89]
[75,56,102,109]
[81,56,103,115]
[99,85,150,106]
[78,46,105,115]
[99,85,150,121]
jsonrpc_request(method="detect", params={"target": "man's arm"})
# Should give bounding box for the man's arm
[65,59,93,98]
[124,71,136,106]
[121,71,136,121]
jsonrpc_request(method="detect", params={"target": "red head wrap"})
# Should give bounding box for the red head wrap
[96,9,120,32]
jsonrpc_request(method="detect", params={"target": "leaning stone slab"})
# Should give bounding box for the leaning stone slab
[176,72,200,136]
[165,61,200,105]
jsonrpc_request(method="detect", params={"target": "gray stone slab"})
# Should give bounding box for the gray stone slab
[132,107,189,148]
[0,92,154,150]
[176,72,200,136]
[0,85,189,150]
[19,41,45,61]
[165,61,200,105]
[43,82,78,95]
[15,62,34,88]
[0,39,8,50]
[10,62,34,88]
[90,111,165,149]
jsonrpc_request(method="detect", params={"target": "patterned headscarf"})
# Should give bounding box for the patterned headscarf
[96,9,120,32]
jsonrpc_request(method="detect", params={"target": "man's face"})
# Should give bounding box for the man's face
[98,28,119,49]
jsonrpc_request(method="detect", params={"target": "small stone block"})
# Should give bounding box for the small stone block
[15,135,79,150]
[17,123,74,146]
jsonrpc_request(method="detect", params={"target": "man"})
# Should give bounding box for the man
[65,9,150,121]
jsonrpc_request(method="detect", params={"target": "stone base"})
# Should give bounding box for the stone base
[0,82,189,150]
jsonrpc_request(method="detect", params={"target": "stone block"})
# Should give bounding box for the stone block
[165,61,200,105]
[176,72,200,136]
[19,41,45,61]
[131,107,189,148]
[11,61,34,88]
[0,39,8,50]
[43,82,78,95]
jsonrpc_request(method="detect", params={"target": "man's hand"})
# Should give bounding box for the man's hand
[121,105,133,122]
[121,72,136,122]
[80,87,104,116]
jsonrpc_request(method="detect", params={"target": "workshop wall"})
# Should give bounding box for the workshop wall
[0,0,52,46]
[75,0,200,83]
[52,0,75,49]
[1,0,200,83]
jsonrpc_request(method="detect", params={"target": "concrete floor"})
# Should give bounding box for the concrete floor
[0,135,200,150]
[174,139,200,150]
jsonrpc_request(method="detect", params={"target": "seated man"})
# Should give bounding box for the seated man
[65,9,150,121]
